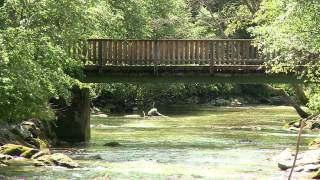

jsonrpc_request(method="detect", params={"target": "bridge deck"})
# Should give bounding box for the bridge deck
[74,39,300,83]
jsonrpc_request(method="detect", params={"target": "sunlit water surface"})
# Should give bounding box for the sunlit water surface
[1,105,319,180]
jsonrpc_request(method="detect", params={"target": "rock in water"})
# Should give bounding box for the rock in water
[36,153,79,168]
[103,142,121,147]
[309,138,320,150]
[148,108,159,116]
[277,148,320,172]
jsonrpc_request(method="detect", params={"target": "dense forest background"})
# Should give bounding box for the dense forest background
[0,0,319,120]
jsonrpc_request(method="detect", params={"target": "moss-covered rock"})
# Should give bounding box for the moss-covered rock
[20,149,39,158]
[0,144,32,156]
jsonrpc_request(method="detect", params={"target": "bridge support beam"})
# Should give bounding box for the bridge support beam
[54,86,91,142]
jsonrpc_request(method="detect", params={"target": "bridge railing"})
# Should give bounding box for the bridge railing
[74,39,266,67]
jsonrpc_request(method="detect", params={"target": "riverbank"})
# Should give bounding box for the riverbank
[0,119,80,171]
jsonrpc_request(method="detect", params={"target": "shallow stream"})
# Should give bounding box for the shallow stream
[1,105,318,180]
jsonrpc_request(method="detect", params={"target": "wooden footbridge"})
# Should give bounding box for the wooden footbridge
[60,39,304,142]
[75,39,302,83]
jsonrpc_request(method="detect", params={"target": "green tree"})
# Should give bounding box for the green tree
[0,0,93,121]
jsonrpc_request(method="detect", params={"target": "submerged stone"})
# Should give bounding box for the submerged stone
[103,142,121,147]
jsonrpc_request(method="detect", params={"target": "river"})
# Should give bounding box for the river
[0,105,318,180]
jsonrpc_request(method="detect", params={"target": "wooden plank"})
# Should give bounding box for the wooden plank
[146,41,150,65]
[205,41,209,65]
[98,40,103,68]
[217,40,221,64]
[128,41,132,65]
[171,41,175,65]
[132,41,137,65]
[92,40,97,65]
[191,40,195,64]
[119,41,123,65]
[194,40,199,65]
[141,40,145,65]
[162,41,167,65]
[122,41,128,65]
[87,41,92,64]
[138,40,142,65]
[209,41,214,73]
[106,40,112,65]
[176,40,180,65]
[240,41,245,64]
[185,41,190,64]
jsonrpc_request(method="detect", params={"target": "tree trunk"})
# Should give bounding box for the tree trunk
[262,84,310,118]
[291,84,309,106]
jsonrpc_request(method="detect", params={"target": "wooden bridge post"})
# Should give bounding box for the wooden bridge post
[153,40,160,76]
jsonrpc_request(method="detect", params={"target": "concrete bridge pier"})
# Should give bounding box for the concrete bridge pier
[54,86,91,142]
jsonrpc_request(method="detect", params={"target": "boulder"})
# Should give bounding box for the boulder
[277,148,320,171]
[11,125,32,140]
[36,153,79,168]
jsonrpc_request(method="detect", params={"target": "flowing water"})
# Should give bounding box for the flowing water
[1,105,319,180]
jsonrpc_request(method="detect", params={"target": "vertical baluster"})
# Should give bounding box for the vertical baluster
[191,41,196,64]
[172,41,177,65]
[132,41,137,65]
[230,41,235,65]
[194,40,199,65]
[154,41,160,75]
[204,41,209,65]
[119,40,123,65]
[87,40,92,64]
[146,41,151,65]
[177,41,181,65]
[209,41,214,73]
[136,40,140,65]
[216,41,221,65]
[91,40,96,65]
[123,41,128,65]
[185,41,190,64]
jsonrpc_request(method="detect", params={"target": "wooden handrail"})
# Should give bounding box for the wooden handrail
[75,39,266,67]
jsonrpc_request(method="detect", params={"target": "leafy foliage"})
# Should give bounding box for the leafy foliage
[0,0,92,121]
